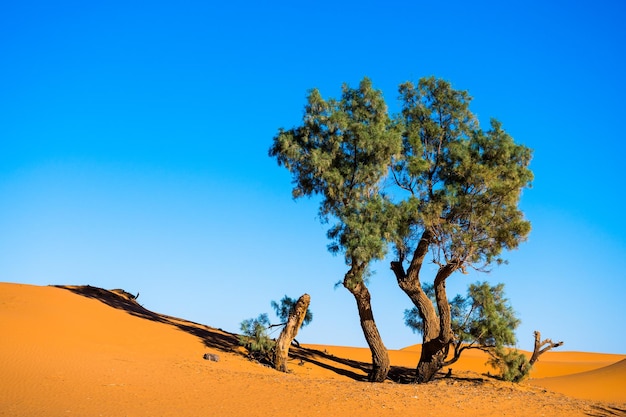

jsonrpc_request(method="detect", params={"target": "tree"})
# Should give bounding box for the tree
[269,78,401,382]
[390,77,533,382]
[239,313,274,362]
[405,282,522,378]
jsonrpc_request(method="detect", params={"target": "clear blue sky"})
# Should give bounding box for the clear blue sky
[2,0,625,354]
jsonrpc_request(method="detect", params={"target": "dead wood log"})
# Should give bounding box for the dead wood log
[519,331,563,377]
[528,330,564,367]
[273,294,310,372]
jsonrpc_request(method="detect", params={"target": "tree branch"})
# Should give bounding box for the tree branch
[406,229,433,281]
[528,330,563,367]
[442,342,491,367]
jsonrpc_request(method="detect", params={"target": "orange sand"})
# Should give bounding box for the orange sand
[1,282,624,417]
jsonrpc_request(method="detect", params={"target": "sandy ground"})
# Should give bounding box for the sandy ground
[1,282,625,417]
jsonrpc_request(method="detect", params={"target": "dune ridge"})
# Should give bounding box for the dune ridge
[529,359,626,403]
[1,282,624,417]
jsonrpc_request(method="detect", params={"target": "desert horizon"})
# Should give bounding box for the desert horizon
[1,282,624,416]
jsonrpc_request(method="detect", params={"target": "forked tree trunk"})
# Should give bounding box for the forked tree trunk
[416,338,448,383]
[344,266,390,382]
[415,267,456,382]
[391,254,457,383]
[273,294,311,372]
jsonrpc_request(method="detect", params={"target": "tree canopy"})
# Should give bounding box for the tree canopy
[391,77,532,271]
[270,78,400,269]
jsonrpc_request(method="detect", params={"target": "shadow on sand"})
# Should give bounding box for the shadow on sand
[53,284,482,385]
[54,285,240,354]
[585,405,626,417]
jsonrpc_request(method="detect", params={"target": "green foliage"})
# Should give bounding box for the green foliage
[271,75,531,277]
[488,347,530,382]
[239,314,275,361]
[392,77,532,271]
[269,77,401,276]
[271,295,313,327]
[461,282,519,347]
[405,282,519,346]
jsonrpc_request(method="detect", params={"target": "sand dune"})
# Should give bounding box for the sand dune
[1,282,624,417]
[529,359,626,403]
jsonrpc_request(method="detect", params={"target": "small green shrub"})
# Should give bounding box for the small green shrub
[239,313,275,362]
[488,347,530,382]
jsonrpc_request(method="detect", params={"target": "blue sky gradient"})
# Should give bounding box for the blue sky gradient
[2,0,625,353]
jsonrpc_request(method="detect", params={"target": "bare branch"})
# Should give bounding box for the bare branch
[528,330,563,367]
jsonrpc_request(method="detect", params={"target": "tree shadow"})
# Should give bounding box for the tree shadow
[56,285,381,381]
[288,345,372,381]
[54,285,482,385]
[585,405,626,417]
[54,285,240,354]
[388,365,418,383]
[287,346,490,384]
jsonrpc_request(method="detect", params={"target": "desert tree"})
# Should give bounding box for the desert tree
[390,77,533,382]
[269,78,401,381]
[405,282,520,376]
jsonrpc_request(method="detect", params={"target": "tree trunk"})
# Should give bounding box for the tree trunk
[344,265,390,382]
[391,252,458,383]
[518,331,563,377]
[414,265,457,382]
[416,338,448,383]
[273,294,311,373]
[390,262,439,342]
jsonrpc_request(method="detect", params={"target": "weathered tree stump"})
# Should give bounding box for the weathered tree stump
[518,331,563,377]
[528,331,563,367]
[273,294,310,372]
